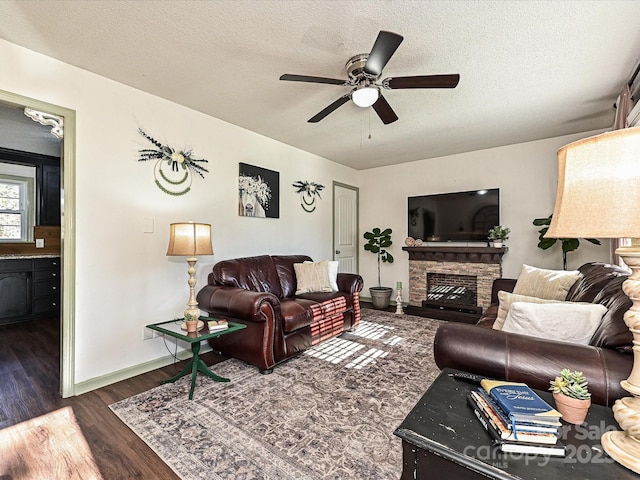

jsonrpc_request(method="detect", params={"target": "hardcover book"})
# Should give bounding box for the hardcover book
[467,392,559,445]
[475,389,560,434]
[480,379,561,425]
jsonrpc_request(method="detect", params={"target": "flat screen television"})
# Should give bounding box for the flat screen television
[408,188,500,242]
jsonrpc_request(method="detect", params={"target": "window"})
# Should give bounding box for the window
[0,164,35,242]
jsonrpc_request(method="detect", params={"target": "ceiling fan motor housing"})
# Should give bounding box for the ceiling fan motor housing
[346,54,380,83]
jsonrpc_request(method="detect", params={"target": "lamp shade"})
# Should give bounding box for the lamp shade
[546,126,640,239]
[166,222,213,256]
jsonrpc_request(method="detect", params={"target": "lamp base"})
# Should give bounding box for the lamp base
[601,245,640,473]
[601,431,640,474]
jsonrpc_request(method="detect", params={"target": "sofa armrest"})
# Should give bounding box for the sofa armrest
[336,273,364,295]
[196,285,281,322]
[433,322,632,407]
[491,278,517,303]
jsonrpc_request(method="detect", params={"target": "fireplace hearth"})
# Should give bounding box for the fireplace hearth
[403,245,507,322]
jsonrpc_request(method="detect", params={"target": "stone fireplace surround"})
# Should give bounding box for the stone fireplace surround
[403,246,507,322]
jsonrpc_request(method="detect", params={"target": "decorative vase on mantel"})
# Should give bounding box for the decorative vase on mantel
[553,392,591,425]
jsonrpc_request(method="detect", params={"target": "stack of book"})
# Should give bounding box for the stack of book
[208,319,229,332]
[467,379,565,456]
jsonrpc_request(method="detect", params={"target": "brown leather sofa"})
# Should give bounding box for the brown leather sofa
[196,254,364,373]
[433,262,633,407]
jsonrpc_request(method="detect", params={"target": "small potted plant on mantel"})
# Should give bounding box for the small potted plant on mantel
[549,369,591,424]
[363,227,394,309]
[488,225,510,248]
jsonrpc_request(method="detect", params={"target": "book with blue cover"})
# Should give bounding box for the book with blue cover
[480,379,562,426]
[474,389,560,435]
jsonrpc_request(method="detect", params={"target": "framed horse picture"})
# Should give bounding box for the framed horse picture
[238,163,280,218]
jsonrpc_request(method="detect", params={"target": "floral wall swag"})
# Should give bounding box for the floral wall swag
[137,128,209,196]
[293,180,325,213]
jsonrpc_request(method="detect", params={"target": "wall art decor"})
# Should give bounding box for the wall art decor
[137,128,209,196]
[238,163,280,218]
[293,180,325,213]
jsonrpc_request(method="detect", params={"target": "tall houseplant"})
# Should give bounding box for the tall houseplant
[363,227,394,309]
[533,215,601,270]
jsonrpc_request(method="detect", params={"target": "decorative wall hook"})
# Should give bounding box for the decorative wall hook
[137,128,209,196]
[293,180,324,213]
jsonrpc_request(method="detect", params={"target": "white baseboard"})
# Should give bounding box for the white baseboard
[73,343,214,396]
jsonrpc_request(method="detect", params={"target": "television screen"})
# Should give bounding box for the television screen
[408,188,500,242]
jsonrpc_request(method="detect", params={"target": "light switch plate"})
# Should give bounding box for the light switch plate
[35,238,45,248]
[143,217,154,233]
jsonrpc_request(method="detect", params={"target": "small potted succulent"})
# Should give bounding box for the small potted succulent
[549,369,591,424]
[488,225,510,248]
[363,227,394,309]
[184,311,200,333]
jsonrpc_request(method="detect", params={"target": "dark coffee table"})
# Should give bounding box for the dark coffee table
[395,368,636,479]
[146,318,245,399]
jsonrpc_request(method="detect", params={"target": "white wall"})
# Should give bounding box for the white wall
[0,39,358,385]
[358,133,612,302]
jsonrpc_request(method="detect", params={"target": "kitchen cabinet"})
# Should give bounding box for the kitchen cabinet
[0,256,60,325]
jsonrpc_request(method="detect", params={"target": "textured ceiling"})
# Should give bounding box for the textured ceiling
[0,0,639,170]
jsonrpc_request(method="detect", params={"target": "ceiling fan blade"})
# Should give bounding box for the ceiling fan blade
[280,74,347,85]
[383,74,460,89]
[372,95,398,125]
[308,94,351,123]
[364,31,404,77]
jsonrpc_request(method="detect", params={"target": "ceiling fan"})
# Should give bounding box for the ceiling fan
[280,30,460,125]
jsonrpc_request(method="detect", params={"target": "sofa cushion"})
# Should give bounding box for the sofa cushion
[494,291,562,330]
[272,255,313,298]
[212,255,283,297]
[502,301,608,344]
[294,260,334,294]
[512,264,581,300]
[281,294,349,333]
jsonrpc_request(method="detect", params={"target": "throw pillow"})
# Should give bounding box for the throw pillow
[327,260,339,292]
[502,301,608,345]
[493,291,562,330]
[294,260,333,294]
[304,260,339,292]
[512,264,582,300]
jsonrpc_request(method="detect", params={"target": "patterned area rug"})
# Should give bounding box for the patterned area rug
[110,309,443,480]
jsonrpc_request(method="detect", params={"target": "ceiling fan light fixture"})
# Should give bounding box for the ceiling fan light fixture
[351,85,379,108]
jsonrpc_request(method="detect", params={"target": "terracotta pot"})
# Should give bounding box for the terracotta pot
[553,392,591,425]
[185,320,199,333]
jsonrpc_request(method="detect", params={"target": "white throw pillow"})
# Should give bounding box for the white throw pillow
[294,260,333,294]
[493,291,562,330]
[327,260,339,292]
[502,301,608,345]
[512,264,581,300]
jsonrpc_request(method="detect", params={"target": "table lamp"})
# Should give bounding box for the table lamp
[166,222,213,321]
[545,126,640,474]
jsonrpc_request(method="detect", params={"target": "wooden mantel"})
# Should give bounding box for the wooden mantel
[402,246,507,264]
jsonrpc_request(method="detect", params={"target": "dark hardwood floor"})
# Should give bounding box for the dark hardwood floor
[0,317,227,479]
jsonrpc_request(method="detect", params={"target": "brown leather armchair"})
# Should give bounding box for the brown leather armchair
[434,263,633,407]
[196,255,363,373]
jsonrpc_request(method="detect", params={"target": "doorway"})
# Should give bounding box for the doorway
[0,89,76,397]
[332,182,359,273]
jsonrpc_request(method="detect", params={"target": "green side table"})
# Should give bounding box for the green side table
[146,318,246,399]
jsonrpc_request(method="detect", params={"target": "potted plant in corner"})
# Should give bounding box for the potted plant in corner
[549,368,591,425]
[533,214,601,270]
[363,227,394,309]
[488,225,510,248]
